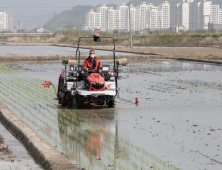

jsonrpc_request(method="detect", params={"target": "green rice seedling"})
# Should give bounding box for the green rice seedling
[0,64,181,170]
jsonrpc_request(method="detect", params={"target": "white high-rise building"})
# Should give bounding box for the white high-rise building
[135,7,141,31]
[107,7,120,30]
[125,4,136,31]
[137,2,155,30]
[86,2,171,31]
[218,9,222,24]
[147,1,170,30]
[97,4,108,28]
[85,9,101,29]
[85,4,108,30]
[210,4,219,24]
[86,0,222,32]
[147,6,162,30]
[0,11,13,32]
[117,3,128,30]
[6,13,13,32]
[0,11,7,31]
[158,1,170,29]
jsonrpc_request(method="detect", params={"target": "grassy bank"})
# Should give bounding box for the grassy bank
[4,32,222,47]
[55,31,222,47]
[56,44,222,59]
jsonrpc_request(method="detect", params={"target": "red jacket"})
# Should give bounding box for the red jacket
[83,57,103,72]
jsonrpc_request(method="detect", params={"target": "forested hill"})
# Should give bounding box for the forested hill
[43,4,117,30]
[130,0,222,6]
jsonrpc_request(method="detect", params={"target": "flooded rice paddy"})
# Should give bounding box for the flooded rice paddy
[0,123,43,170]
[0,59,222,170]
[0,45,136,56]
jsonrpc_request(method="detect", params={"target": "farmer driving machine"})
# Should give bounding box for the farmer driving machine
[44,34,128,108]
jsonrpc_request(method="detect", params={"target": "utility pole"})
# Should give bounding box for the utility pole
[53,12,57,32]
[128,3,133,47]
[140,9,142,35]
[159,16,162,35]
[1,23,3,43]
[79,16,81,37]
[177,14,179,34]
[19,20,21,42]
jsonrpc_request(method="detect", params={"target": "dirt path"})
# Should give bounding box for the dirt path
[0,44,222,65]
[54,44,222,63]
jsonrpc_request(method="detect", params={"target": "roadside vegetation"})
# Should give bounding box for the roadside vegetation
[3,27,222,47]
[54,29,222,47]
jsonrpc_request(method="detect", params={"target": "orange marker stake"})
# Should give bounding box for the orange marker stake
[135,98,139,104]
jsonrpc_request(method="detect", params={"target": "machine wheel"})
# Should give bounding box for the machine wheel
[73,95,80,109]
[68,97,74,108]
[107,99,115,108]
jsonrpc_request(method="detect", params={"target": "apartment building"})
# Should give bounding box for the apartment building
[0,11,7,31]
[208,3,222,31]
[126,4,137,31]
[159,1,170,29]
[218,9,222,24]
[0,11,13,32]
[146,1,170,30]
[86,0,222,32]
[6,14,13,32]
[127,2,156,31]
[126,1,170,31]
[189,0,212,30]
[170,0,192,30]
[211,4,219,24]
[86,1,171,31]
[137,2,155,30]
[200,0,212,29]
[97,4,108,28]
[147,7,162,29]
[116,3,128,30]
[85,4,108,30]
[107,7,120,30]
[85,9,101,29]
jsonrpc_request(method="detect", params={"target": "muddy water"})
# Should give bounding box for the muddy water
[0,123,43,170]
[0,45,136,56]
[1,59,222,170]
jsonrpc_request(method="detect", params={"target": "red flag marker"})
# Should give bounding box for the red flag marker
[135,98,139,104]
[42,81,52,88]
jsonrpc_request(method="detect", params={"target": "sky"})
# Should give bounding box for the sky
[0,0,128,30]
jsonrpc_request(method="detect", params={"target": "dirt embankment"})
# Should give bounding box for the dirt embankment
[1,43,222,64]
[0,54,162,61]
[3,34,63,43]
[0,100,79,170]
[4,33,222,47]
[54,44,222,64]
[42,35,222,47]
[74,45,222,57]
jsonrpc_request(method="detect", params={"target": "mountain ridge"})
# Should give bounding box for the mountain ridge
[44,4,117,30]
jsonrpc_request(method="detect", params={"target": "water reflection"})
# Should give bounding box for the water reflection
[58,109,119,169]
